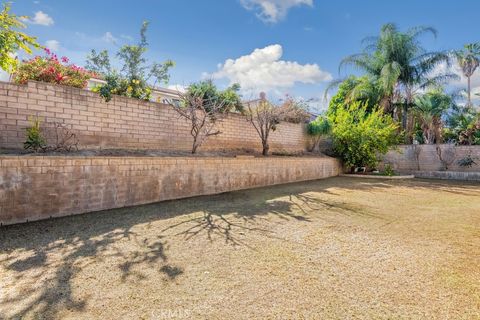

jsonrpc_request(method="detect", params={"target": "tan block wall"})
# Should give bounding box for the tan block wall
[0,155,341,225]
[381,145,480,172]
[0,81,307,152]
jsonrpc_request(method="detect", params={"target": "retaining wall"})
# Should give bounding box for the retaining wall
[381,145,480,172]
[0,155,341,225]
[0,81,307,152]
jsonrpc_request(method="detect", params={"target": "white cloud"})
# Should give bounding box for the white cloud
[45,40,60,52]
[102,32,118,44]
[240,0,313,23]
[26,11,54,26]
[207,44,332,94]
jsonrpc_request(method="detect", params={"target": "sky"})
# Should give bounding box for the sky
[7,0,480,111]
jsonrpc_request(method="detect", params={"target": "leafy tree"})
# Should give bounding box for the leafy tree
[0,3,40,73]
[306,115,331,152]
[329,101,399,170]
[86,21,174,102]
[327,76,384,118]
[187,80,243,113]
[337,23,456,136]
[245,94,310,156]
[413,91,452,144]
[171,81,239,154]
[453,43,480,107]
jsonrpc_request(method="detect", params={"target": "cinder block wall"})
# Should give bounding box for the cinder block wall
[0,156,341,225]
[381,145,480,172]
[0,81,307,152]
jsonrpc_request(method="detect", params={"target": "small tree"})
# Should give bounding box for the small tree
[330,101,399,171]
[86,21,174,102]
[245,94,310,156]
[171,81,240,154]
[0,3,40,73]
[306,115,331,152]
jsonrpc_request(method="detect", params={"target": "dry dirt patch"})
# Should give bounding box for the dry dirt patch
[0,177,479,319]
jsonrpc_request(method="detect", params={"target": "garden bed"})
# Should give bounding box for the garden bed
[0,148,326,158]
[411,171,480,181]
[340,173,415,179]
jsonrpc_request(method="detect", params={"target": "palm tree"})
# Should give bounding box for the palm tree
[338,24,457,134]
[413,91,451,144]
[453,43,480,107]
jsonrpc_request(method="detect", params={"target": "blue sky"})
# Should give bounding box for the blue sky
[9,0,480,110]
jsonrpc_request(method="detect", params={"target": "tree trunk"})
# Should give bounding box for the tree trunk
[262,141,269,156]
[402,101,409,143]
[467,76,472,107]
[192,137,199,154]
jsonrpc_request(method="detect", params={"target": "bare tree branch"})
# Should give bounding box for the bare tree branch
[170,92,228,154]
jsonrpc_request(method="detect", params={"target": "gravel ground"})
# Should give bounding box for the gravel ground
[0,177,479,319]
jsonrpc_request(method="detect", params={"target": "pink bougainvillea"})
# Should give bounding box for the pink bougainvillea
[13,49,96,88]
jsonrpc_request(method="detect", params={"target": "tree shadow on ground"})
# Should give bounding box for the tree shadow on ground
[0,176,477,318]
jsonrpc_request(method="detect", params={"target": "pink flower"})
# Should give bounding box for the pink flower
[61,56,69,63]
[44,48,51,55]
[55,73,64,83]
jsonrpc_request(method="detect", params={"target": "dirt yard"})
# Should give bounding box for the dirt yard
[1,177,479,319]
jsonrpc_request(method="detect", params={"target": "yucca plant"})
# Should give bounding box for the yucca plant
[24,116,46,152]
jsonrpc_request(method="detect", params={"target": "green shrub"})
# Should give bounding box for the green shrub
[14,49,95,88]
[457,154,477,168]
[306,116,331,152]
[91,74,152,102]
[384,164,395,176]
[330,101,399,170]
[24,116,46,152]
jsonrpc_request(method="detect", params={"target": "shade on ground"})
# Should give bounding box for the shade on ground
[1,177,479,319]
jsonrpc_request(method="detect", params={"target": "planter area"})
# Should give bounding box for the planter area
[340,173,415,180]
[410,170,480,181]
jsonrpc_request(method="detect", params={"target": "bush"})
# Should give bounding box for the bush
[384,164,395,176]
[91,74,152,102]
[14,49,95,88]
[306,116,331,152]
[330,102,399,170]
[24,116,46,152]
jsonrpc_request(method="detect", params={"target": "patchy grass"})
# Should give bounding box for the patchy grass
[0,177,479,319]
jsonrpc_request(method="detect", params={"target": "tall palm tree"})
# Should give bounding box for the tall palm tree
[453,43,480,107]
[338,24,457,134]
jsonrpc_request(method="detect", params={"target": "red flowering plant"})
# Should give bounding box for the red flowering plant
[13,48,96,88]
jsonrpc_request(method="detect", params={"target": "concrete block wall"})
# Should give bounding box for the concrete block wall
[381,145,480,172]
[0,81,307,152]
[0,155,341,225]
